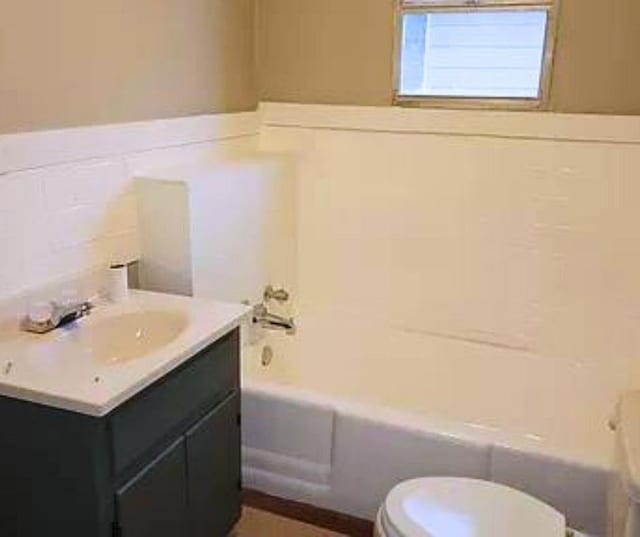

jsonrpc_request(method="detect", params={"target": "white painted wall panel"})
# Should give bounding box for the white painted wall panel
[134,154,296,310]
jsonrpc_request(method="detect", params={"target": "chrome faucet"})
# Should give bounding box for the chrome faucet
[22,299,93,334]
[252,304,296,335]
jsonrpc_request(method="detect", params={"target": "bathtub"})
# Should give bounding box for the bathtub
[240,311,612,536]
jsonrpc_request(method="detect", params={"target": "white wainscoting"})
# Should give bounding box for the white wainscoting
[258,103,640,447]
[0,112,260,302]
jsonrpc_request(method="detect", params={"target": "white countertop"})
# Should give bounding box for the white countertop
[0,291,250,416]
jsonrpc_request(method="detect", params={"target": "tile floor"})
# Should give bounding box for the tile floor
[235,506,346,536]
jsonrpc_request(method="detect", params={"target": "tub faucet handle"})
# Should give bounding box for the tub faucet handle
[252,303,296,335]
[264,285,290,303]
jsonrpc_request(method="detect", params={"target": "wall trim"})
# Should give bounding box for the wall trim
[4,103,639,174]
[260,102,640,145]
[0,111,261,174]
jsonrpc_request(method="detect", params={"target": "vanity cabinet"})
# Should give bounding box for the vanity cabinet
[186,393,242,537]
[116,438,189,537]
[0,328,241,537]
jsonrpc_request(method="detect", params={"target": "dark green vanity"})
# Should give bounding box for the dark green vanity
[0,328,241,537]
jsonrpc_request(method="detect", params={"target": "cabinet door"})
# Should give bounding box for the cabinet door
[186,391,241,537]
[116,438,188,537]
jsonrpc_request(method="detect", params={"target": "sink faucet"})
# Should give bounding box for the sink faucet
[252,304,296,335]
[22,299,93,334]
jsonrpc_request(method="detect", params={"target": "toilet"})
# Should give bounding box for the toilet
[375,391,640,537]
[374,477,569,537]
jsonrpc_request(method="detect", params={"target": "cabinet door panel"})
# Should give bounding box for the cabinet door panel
[116,438,188,537]
[111,329,239,474]
[186,391,241,537]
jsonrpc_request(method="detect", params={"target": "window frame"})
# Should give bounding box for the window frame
[393,0,560,110]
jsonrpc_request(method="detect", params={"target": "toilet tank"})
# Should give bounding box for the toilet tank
[609,392,640,537]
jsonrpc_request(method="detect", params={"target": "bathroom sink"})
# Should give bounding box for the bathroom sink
[57,310,189,365]
[0,290,250,416]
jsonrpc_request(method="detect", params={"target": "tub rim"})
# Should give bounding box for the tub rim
[242,376,612,473]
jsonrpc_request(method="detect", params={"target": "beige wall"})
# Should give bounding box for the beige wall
[3,0,637,133]
[549,0,640,114]
[0,0,258,134]
[257,0,640,115]
[257,0,394,107]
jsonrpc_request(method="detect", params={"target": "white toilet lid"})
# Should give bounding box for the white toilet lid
[382,478,565,537]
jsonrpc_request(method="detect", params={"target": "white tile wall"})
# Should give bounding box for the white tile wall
[259,103,640,435]
[0,113,260,303]
[0,157,136,300]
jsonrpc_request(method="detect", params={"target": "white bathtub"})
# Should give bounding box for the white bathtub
[240,311,612,536]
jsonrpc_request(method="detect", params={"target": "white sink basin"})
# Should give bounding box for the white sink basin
[0,291,250,416]
[66,311,189,365]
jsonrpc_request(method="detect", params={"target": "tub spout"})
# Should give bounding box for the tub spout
[253,304,296,335]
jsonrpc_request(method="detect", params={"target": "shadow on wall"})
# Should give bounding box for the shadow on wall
[134,154,298,309]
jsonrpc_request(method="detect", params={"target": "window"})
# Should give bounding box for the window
[395,0,558,108]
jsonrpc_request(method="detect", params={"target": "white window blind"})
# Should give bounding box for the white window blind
[396,1,556,105]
